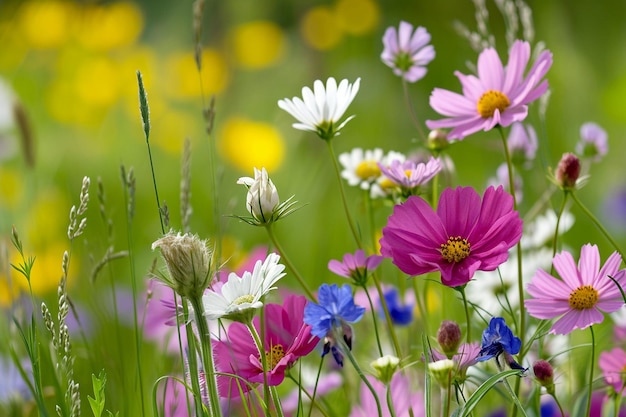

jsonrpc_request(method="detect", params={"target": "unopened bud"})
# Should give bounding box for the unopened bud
[437,320,462,359]
[428,359,455,388]
[428,129,450,152]
[371,355,400,385]
[555,153,580,190]
[533,359,555,395]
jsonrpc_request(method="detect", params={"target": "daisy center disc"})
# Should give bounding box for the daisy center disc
[355,160,381,180]
[264,344,285,369]
[233,294,255,305]
[440,236,471,263]
[568,285,599,310]
[477,90,510,118]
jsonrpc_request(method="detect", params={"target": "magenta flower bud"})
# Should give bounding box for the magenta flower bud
[437,320,462,358]
[555,153,581,189]
[533,359,555,394]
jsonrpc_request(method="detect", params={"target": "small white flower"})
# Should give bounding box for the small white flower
[237,167,279,223]
[202,252,285,322]
[278,77,360,140]
[338,148,385,190]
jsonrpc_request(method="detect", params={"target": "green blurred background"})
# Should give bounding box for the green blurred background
[1,0,626,414]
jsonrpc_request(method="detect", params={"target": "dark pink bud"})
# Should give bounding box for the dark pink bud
[533,359,555,394]
[556,153,580,189]
[437,320,462,359]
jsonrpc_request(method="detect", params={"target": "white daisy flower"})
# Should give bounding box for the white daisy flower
[278,77,360,140]
[338,148,385,190]
[202,252,285,322]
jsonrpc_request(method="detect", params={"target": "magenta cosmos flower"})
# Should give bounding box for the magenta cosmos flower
[380,186,523,287]
[599,347,626,394]
[426,40,552,140]
[212,295,319,397]
[525,244,626,335]
[381,21,436,83]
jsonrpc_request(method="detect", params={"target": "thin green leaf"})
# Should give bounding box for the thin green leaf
[457,370,524,417]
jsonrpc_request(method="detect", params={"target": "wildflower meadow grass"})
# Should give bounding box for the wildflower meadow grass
[2,1,626,416]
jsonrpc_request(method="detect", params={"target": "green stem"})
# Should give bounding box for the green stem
[459,286,472,344]
[570,191,626,261]
[550,393,566,417]
[402,78,426,141]
[370,271,403,358]
[326,140,363,248]
[246,318,275,416]
[362,285,384,356]
[336,329,383,417]
[586,325,596,417]
[183,302,205,417]
[189,296,222,417]
[306,355,327,417]
[386,383,398,417]
[265,224,315,300]
[551,193,569,274]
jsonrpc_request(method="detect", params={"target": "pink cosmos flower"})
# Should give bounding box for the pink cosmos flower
[426,40,552,140]
[380,186,523,287]
[350,372,424,417]
[381,21,436,83]
[378,157,442,193]
[212,295,319,397]
[577,122,608,162]
[599,347,626,394]
[525,244,626,335]
[430,342,481,381]
[328,249,383,284]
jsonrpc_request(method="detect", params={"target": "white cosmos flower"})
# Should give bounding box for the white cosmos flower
[278,77,360,140]
[202,252,285,322]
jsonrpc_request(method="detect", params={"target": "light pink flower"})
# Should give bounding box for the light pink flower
[328,249,383,282]
[577,122,608,161]
[381,21,435,83]
[350,372,424,417]
[378,157,442,192]
[599,347,626,394]
[426,40,552,140]
[525,244,626,334]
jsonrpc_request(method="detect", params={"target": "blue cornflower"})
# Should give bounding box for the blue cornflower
[476,317,525,371]
[380,288,413,325]
[304,283,365,366]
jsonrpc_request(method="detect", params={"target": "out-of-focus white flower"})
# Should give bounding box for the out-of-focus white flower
[338,148,385,190]
[278,77,360,140]
[202,252,285,322]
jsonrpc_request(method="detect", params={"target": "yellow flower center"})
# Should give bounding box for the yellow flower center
[355,160,381,180]
[404,169,413,178]
[568,285,599,310]
[264,344,285,369]
[440,236,471,263]
[233,294,255,305]
[476,90,510,118]
[379,177,396,191]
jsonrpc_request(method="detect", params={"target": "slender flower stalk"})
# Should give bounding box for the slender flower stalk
[586,326,596,417]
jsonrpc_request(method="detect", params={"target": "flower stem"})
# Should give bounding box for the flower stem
[459,286,472,343]
[188,295,222,417]
[586,325,596,417]
[386,383,399,417]
[336,329,383,417]
[371,271,403,358]
[362,285,385,356]
[182,302,206,417]
[569,191,626,261]
[326,140,363,248]
[307,355,327,417]
[402,78,426,141]
[551,193,569,274]
[265,224,316,300]
[550,393,566,417]
[246,319,274,416]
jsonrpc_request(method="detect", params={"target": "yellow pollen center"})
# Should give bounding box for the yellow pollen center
[355,160,381,180]
[404,169,413,178]
[264,344,285,369]
[476,90,511,118]
[440,236,471,263]
[379,177,396,191]
[233,294,255,305]
[568,285,599,310]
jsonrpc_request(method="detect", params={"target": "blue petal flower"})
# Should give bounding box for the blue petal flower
[380,288,413,325]
[304,284,365,338]
[476,317,522,368]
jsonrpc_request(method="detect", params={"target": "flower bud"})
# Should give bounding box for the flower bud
[237,167,280,223]
[428,359,455,388]
[427,129,450,152]
[533,359,555,395]
[555,153,580,190]
[152,231,212,299]
[371,355,400,385]
[437,320,462,359]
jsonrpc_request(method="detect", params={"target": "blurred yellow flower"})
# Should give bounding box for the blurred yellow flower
[230,21,286,69]
[165,49,229,99]
[301,6,343,51]
[0,167,24,209]
[77,2,144,51]
[335,0,380,35]
[151,109,198,154]
[25,189,68,250]
[219,117,284,173]
[74,56,121,107]
[17,0,75,49]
